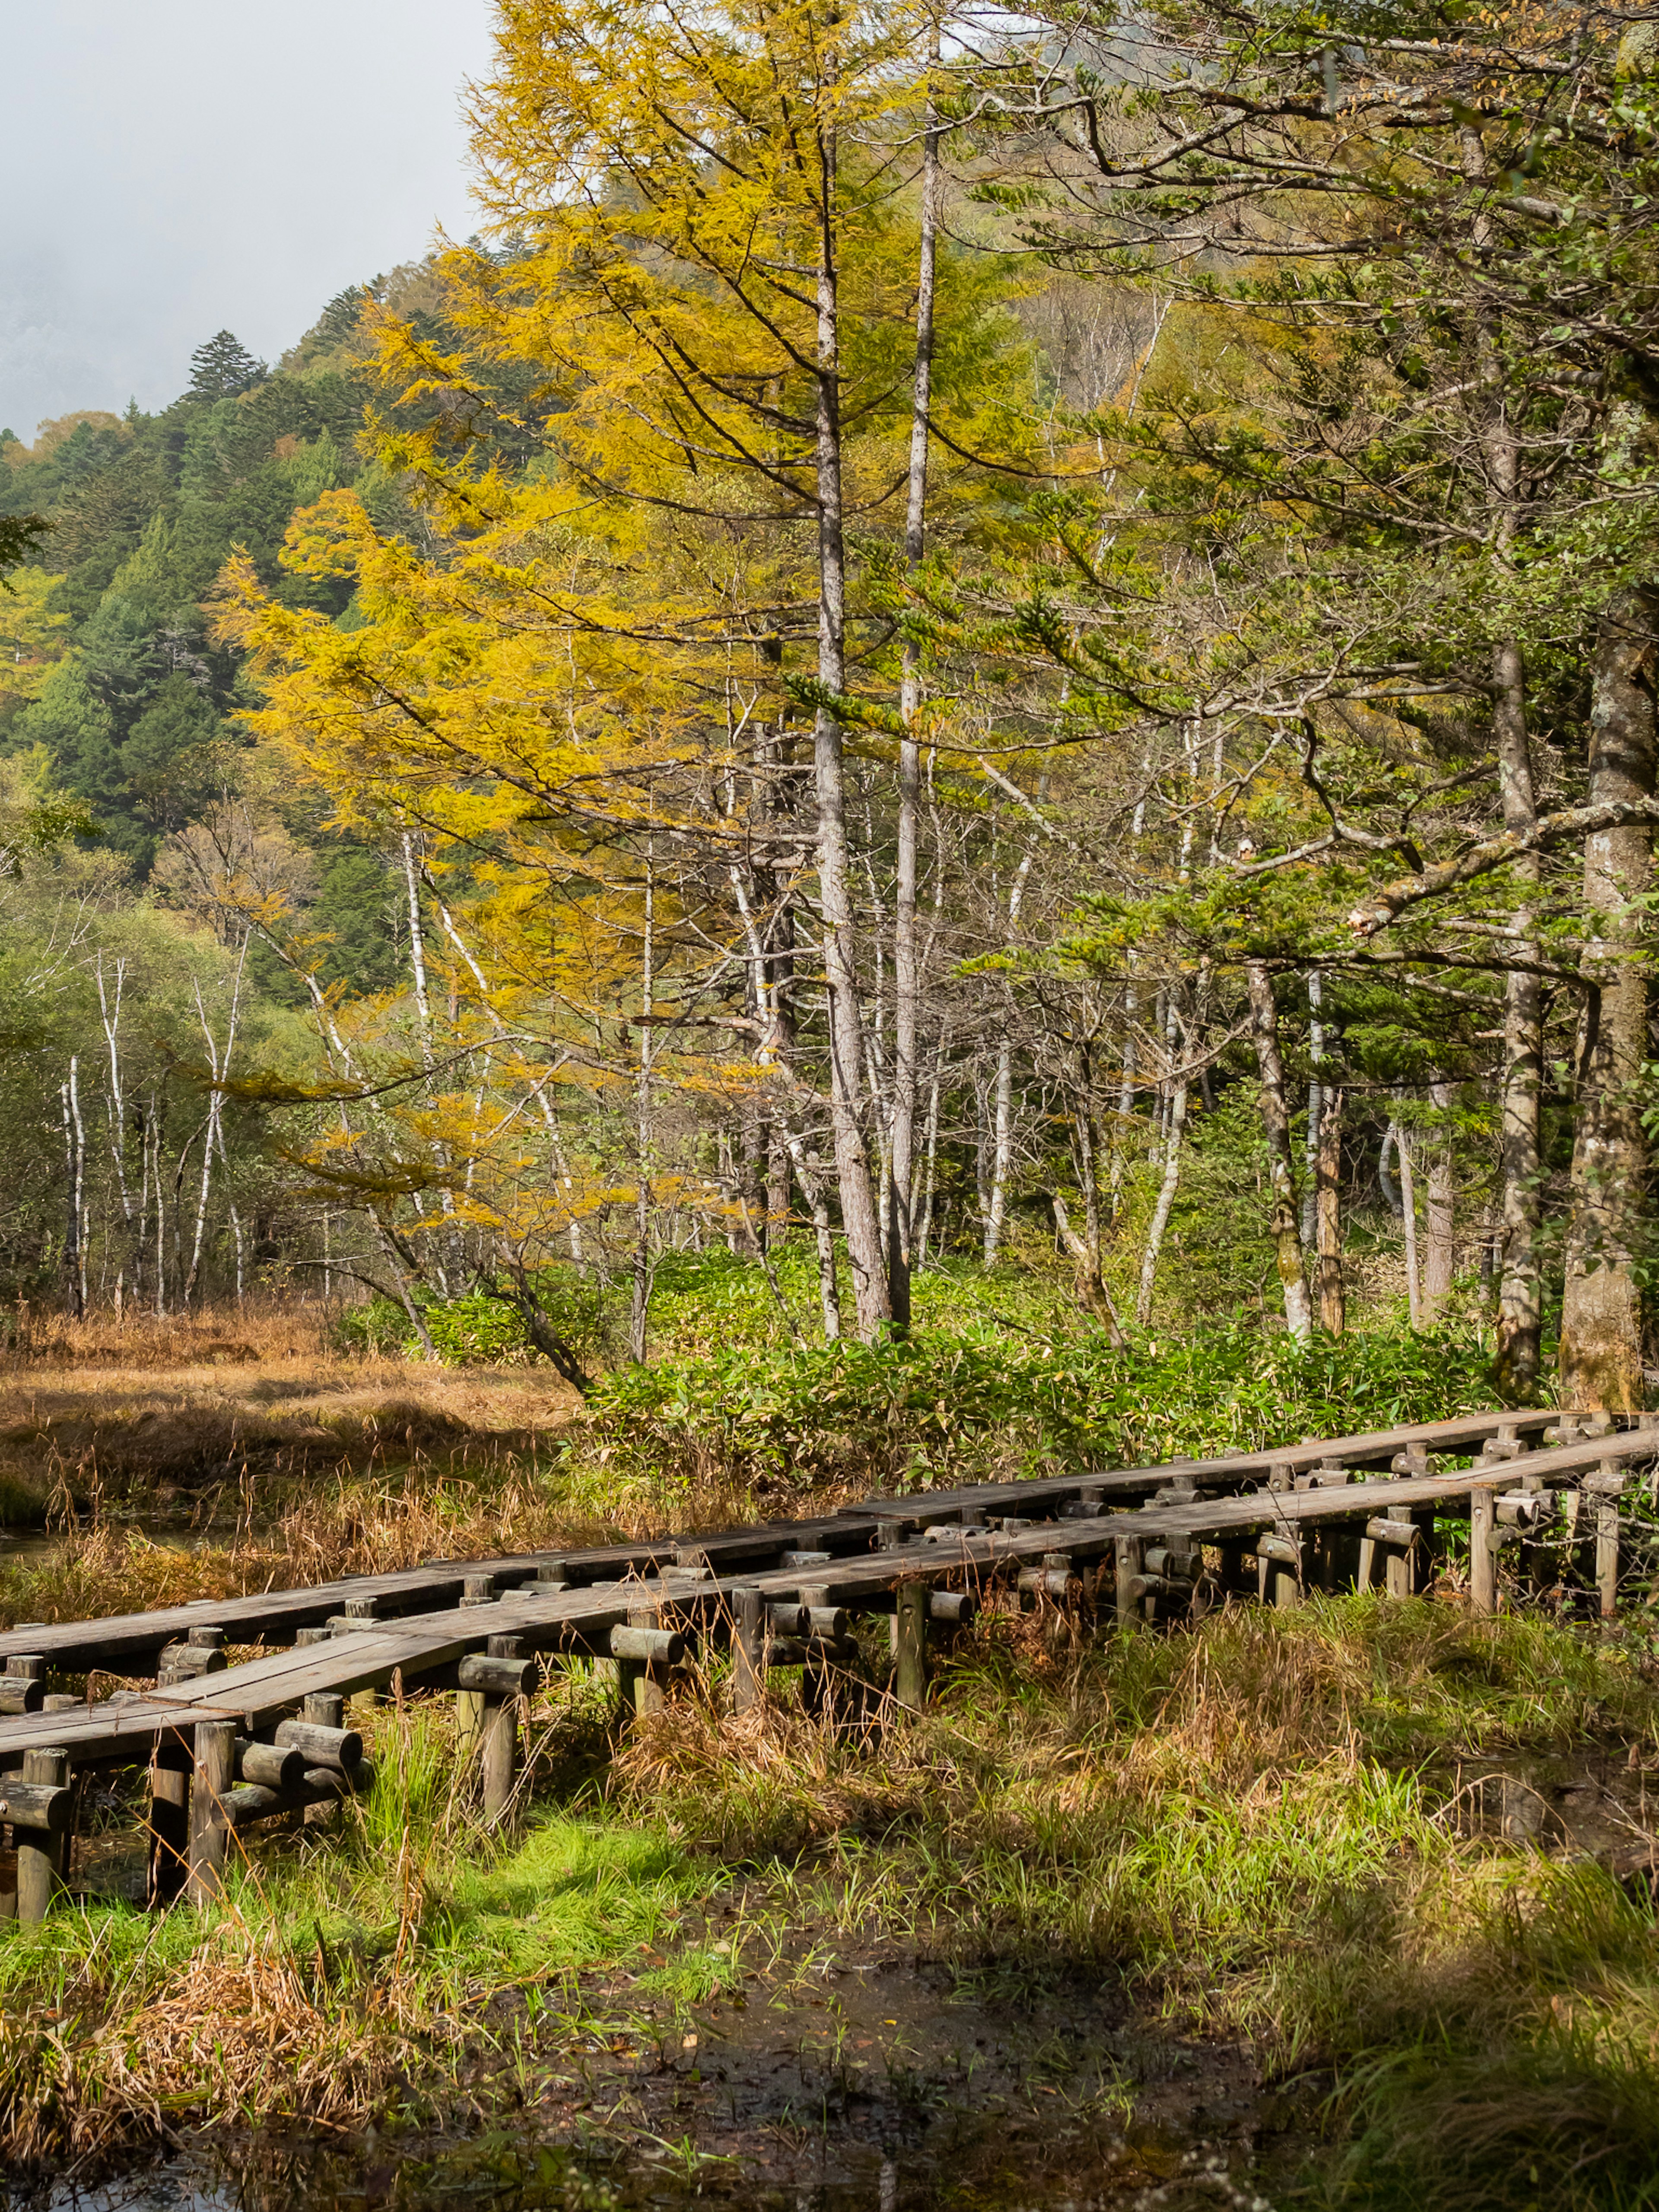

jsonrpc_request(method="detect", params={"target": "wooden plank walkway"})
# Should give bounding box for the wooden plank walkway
[0,1402,1568,1677]
[1,1405,1653,1921]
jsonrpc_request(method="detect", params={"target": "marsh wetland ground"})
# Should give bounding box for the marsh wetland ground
[3,1304,1659,2212]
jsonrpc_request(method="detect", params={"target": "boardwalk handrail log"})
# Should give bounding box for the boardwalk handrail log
[0,1404,1653,1921]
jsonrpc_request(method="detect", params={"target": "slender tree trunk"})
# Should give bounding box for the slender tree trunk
[984,1041,1014,1264]
[1135,1078,1188,1324]
[630,858,655,1362]
[1423,1080,1456,1319]
[1560,587,1659,1413]
[915,1050,941,1265]
[1462,125,1545,1396]
[784,1129,841,1340]
[1315,1086,1344,1335]
[1378,1125,1403,1217]
[813,113,889,1339]
[1397,1119,1422,1329]
[889,21,941,1335]
[1245,963,1312,1342]
[1494,635,1543,1392]
[1301,969,1324,1247]
[60,1065,83,1321]
[185,940,248,1309]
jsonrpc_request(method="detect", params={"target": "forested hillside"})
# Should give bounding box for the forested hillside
[4,0,1658,1421]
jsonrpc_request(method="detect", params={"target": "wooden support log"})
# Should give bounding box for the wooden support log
[426,1653,538,1697]
[769,1634,862,1669]
[1598,1500,1623,1622]
[1017,1567,1078,1606]
[1586,1459,1627,1623]
[1470,1487,1497,1614]
[0,1775,73,1831]
[1125,1573,1192,1605]
[222,1760,375,1830]
[188,1719,235,1906]
[1256,1532,1302,1608]
[1145,1545,1201,1581]
[0,1655,47,1715]
[481,1696,517,1823]
[272,1717,363,1771]
[300,1693,347,1830]
[781,1549,833,1569]
[461,1573,498,1608]
[894,1583,929,1710]
[158,1642,227,1682]
[731,1586,765,1715]
[1116,1534,1145,1624]
[610,1624,686,1667]
[147,1742,190,1906]
[233,1739,306,1791]
[15,1746,69,1923]
[929,1590,977,1627]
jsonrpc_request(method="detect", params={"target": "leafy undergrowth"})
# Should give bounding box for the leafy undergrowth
[1,1598,1657,2208]
[580,1297,1501,1499]
[331,1248,1506,1501]
[613,1599,1659,2212]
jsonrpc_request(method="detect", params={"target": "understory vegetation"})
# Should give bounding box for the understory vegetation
[0,1599,1654,2212]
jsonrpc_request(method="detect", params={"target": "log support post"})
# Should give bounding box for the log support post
[16,1747,69,1924]
[1470,1487,1497,1615]
[146,1737,191,1907]
[1257,1533,1302,1608]
[188,1719,235,1906]
[1115,1534,1145,1624]
[731,1586,765,1715]
[894,1582,929,1710]
[1592,1459,1627,1623]
[612,1615,684,1724]
[480,1635,523,1824]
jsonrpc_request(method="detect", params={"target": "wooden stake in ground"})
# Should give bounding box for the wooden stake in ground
[16,1746,69,1923]
[147,1738,190,1905]
[1469,1487,1497,1614]
[894,1583,928,1709]
[188,1719,235,1904]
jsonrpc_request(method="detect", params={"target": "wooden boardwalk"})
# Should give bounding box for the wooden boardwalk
[0,1403,1652,1920]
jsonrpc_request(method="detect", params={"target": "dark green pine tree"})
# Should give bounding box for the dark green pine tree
[188,330,267,401]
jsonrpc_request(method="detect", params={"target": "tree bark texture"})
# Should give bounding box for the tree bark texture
[1135,1078,1188,1325]
[888,10,941,1335]
[1246,963,1313,1342]
[814,117,890,1340]
[1315,1085,1344,1336]
[1423,1081,1456,1320]
[1560,588,1659,1413]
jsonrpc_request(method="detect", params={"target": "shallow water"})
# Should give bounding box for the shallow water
[7,1943,1304,2212]
[0,1517,273,1565]
[10,2119,1292,2212]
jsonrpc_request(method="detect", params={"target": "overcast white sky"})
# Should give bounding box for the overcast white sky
[0,0,497,439]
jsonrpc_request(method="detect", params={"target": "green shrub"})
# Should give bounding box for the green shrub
[579,1312,1503,1496]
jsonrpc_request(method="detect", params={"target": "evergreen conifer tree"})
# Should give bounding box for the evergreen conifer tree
[187,331,267,401]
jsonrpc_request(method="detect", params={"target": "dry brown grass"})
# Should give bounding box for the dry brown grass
[0,1301,583,1520]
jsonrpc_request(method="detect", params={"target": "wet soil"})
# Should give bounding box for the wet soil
[7,1928,1315,2212]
